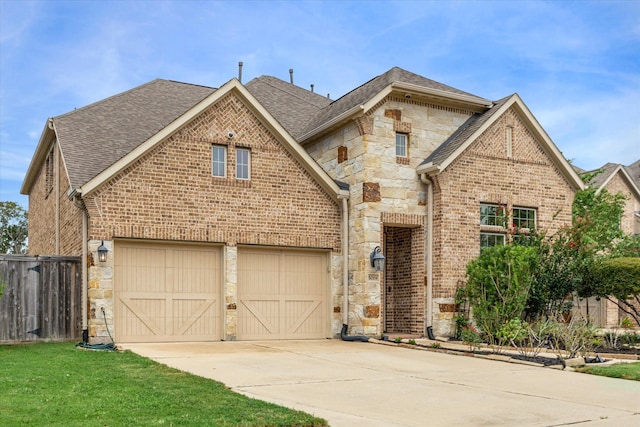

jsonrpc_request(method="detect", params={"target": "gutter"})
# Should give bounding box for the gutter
[391,82,493,108]
[70,189,89,343]
[339,197,369,342]
[420,173,436,340]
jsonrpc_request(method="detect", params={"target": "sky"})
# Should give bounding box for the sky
[1,0,639,210]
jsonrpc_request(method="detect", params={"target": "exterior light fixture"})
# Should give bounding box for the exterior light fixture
[370,246,386,272]
[97,241,108,263]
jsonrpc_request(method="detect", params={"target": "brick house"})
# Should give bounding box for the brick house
[573,161,640,327]
[21,67,583,343]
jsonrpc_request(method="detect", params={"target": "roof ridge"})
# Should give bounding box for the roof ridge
[252,75,332,106]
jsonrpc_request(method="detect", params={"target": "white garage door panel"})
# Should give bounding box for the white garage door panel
[115,242,221,343]
[238,248,328,340]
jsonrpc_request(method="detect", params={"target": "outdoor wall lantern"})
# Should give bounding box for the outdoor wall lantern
[97,241,108,263]
[370,246,386,272]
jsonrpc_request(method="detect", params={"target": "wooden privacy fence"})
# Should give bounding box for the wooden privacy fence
[0,255,82,342]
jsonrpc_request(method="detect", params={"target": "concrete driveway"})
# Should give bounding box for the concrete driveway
[122,340,640,427]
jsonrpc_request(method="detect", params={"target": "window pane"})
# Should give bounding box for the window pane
[480,203,505,227]
[396,134,407,157]
[513,207,536,229]
[480,233,505,248]
[212,145,226,177]
[236,148,250,180]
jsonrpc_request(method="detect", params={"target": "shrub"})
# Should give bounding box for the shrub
[548,317,597,360]
[460,324,482,351]
[465,245,536,345]
[591,257,640,325]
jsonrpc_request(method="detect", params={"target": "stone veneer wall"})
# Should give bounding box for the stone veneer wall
[305,96,473,336]
[83,92,342,341]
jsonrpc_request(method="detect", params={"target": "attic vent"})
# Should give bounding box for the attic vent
[506,126,513,158]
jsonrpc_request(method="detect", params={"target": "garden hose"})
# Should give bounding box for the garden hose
[75,307,116,351]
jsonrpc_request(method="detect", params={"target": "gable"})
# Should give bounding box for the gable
[468,106,550,165]
[418,94,583,192]
[85,91,342,249]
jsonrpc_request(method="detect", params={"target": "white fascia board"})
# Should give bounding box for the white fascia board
[432,96,517,174]
[597,166,640,200]
[81,79,345,202]
[508,94,584,191]
[21,120,55,195]
[298,104,365,143]
[234,82,347,201]
[415,162,440,175]
[391,82,493,108]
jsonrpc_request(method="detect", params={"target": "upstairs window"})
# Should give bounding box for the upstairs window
[45,146,55,196]
[512,207,536,230]
[212,145,227,177]
[236,147,250,180]
[395,133,407,157]
[480,203,506,227]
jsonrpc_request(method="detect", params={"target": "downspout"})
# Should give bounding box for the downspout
[72,193,89,344]
[420,173,436,340]
[340,197,369,342]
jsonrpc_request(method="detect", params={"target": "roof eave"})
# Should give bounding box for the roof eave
[391,82,493,109]
[596,165,640,200]
[416,162,440,175]
[297,104,365,143]
[20,119,56,195]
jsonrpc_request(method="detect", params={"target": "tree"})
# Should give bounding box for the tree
[0,201,28,254]
[525,173,628,320]
[591,257,640,325]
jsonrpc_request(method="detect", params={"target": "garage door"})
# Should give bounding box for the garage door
[238,248,328,340]
[114,241,222,343]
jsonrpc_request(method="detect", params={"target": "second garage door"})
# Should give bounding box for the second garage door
[237,247,329,340]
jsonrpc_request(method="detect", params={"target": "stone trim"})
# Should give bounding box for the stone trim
[380,212,425,227]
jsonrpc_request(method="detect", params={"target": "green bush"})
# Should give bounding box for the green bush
[465,244,536,344]
[591,257,640,325]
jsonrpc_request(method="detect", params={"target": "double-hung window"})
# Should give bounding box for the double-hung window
[480,203,506,249]
[236,148,250,180]
[395,133,408,157]
[212,145,227,177]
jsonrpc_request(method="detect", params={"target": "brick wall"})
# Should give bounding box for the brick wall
[84,92,341,250]
[431,107,575,304]
[602,172,640,235]
[28,142,83,256]
[384,225,425,334]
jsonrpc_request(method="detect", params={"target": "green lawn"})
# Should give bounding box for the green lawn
[0,342,327,426]
[575,362,640,381]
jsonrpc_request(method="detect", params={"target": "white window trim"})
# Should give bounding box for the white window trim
[396,133,408,157]
[512,206,537,230]
[236,147,251,180]
[212,145,227,177]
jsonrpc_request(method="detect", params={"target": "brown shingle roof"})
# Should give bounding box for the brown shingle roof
[54,79,215,189]
[586,162,619,188]
[245,75,331,139]
[626,159,640,189]
[420,95,511,167]
[299,67,487,139]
